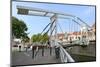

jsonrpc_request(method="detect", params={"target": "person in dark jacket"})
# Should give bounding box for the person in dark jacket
[48,41,52,56]
[55,46,60,59]
[19,45,21,52]
[32,46,35,59]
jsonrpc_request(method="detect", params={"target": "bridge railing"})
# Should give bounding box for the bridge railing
[53,41,75,63]
[72,38,89,45]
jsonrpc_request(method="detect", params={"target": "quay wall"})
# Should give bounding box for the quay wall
[66,42,96,57]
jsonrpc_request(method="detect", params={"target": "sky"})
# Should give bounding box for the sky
[12,1,95,38]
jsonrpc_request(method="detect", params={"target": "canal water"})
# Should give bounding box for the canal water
[69,54,96,62]
[64,42,96,62]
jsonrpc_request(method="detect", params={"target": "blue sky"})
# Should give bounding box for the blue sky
[12,1,95,38]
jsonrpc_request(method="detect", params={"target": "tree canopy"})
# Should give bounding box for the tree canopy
[12,16,29,43]
[31,33,49,43]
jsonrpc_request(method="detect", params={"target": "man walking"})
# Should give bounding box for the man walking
[19,45,21,52]
[55,46,60,59]
[32,45,35,59]
[47,41,52,56]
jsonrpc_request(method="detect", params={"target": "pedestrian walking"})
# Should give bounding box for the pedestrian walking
[42,45,44,56]
[55,46,60,59]
[32,45,35,59]
[35,46,40,57]
[26,46,28,52]
[25,46,28,52]
[47,41,52,56]
[19,45,21,52]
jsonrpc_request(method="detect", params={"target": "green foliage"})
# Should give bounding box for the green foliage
[42,33,49,43]
[21,33,30,43]
[12,16,30,43]
[12,16,28,39]
[31,33,49,43]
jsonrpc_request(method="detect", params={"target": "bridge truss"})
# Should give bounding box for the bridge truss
[17,6,94,62]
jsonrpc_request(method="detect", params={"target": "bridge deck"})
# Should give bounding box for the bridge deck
[12,48,61,66]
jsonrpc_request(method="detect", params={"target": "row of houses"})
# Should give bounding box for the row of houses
[55,23,96,42]
[12,23,96,47]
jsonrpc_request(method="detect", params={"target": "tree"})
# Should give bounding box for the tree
[31,33,49,43]
[21,33,30,43]
[31,33,41,42]
[42,33,49,43]
[12,16,28,39]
